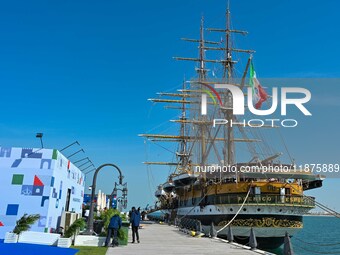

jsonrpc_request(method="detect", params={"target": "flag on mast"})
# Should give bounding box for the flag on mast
[255,85,268,109]
[249,60,268,109]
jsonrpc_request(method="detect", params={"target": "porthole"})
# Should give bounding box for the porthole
[257,208,261,212]
[230,208,233,212]
[243,208,247,212]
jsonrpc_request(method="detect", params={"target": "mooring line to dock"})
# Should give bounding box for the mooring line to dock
[216,185,252,233]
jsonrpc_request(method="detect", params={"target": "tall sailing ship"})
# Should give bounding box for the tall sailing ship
[140,7,324,249]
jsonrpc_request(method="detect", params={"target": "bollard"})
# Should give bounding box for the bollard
[249,228,257,249]
[209,222,217,238]
[283,232,294,255]
[195,220,202,235]
[227,225,234,242]
[181,219,185,230]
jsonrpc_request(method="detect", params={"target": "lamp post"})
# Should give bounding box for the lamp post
[110,182,128,209]
[36,133,44,148]
[85,163,123,235]
[116,197,127,212]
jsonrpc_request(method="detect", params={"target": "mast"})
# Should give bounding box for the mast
[142,7,258,175]
[198,17,207,167]
[225,3,232,79]
[207,4,252,166]
[222,4,235,166]
[174,16,213,169]
[178,79,188,170]
[198,17,207,80]
[225,5,234,166]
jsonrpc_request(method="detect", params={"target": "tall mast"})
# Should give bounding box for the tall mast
[141,6,294,182]
[225,3,232,79]
[206,4,253,166]
[226,4,234,166]
[198,16,207,80]
[179,79,188,169]
[198,16,207,167]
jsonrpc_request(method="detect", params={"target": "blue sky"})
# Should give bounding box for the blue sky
[0,0,339,212]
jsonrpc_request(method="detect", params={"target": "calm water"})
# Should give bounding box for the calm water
[149,213,340,254]
[270,216,340,255]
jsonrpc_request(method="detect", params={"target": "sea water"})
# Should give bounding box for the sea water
[270,216,340,255]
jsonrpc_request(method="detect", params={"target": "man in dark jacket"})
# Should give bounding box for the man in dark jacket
[130,207,141,243]
[105,213,122,247]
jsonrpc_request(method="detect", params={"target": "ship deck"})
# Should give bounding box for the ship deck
[106,222,274,255]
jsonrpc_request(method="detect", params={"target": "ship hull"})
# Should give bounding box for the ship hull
[177,204,308,249]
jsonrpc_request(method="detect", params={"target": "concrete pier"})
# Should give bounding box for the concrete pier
[105,223,274,255]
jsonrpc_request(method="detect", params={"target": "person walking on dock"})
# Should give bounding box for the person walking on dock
[105,212,122,247]
[130,206,141,243]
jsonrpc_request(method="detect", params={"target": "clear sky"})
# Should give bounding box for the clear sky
[0,0,339,212]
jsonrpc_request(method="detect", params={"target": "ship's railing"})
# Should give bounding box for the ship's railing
[175,217,202,233]
[209,194,315,207]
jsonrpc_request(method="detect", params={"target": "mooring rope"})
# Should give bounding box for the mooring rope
[216,185,252,233]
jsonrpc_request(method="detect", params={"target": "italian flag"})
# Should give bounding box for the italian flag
[249,60,268,109]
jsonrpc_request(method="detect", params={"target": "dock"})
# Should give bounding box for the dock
[106,223,274,255]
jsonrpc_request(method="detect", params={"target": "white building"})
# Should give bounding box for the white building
[0,147,85,239]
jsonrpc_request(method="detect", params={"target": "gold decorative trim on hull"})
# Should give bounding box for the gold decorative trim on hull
[217,217,303,228]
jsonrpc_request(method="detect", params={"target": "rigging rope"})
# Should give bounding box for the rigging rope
[216,185,252,233]
[287,182,340,219]
[277,128,294,164]
[178,185,214,220]
[144,139,156,201]
[236,121,258,160]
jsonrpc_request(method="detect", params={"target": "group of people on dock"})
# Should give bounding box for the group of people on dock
[105,206,141,247]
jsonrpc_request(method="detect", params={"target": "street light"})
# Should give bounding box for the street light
[36,133,44,148]
[122,186,128,197]
[116,197,127,211]
[110,182,128,209]
[84,163,124,235]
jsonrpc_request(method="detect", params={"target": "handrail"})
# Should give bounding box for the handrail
[175,194,315,208]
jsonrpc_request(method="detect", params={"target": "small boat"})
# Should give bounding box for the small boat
[154,185,166,198]
[173,172,200,187]
[163,181,175,193]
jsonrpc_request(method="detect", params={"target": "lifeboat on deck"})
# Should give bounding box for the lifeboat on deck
[154,185,166,198]
[163,181,175,193]
[173,172,200,187]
